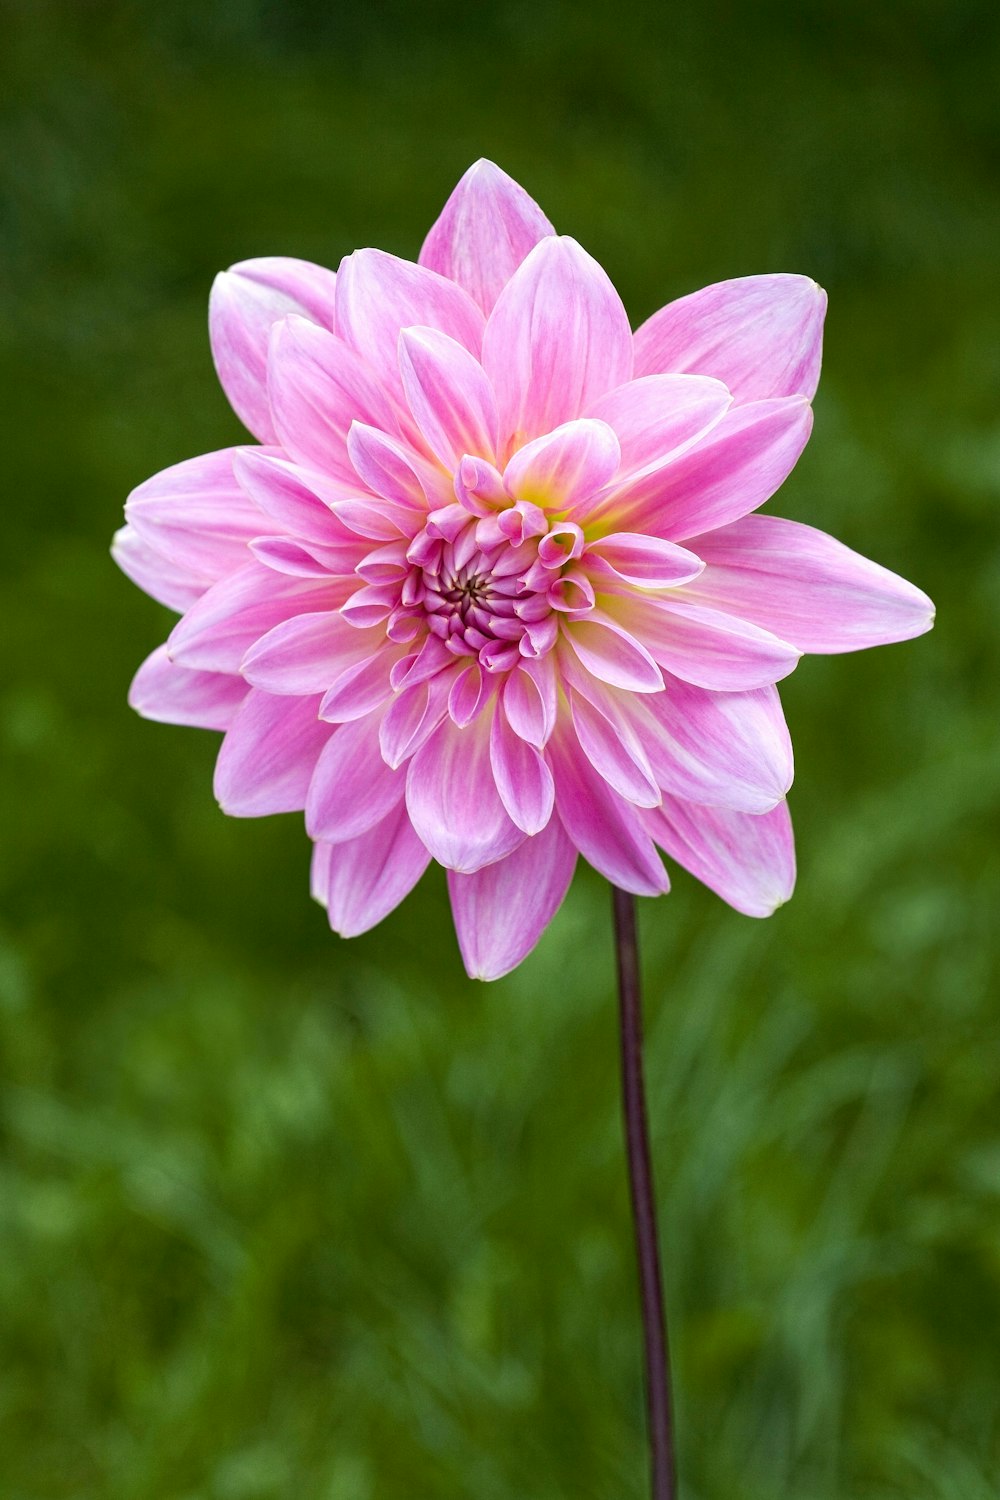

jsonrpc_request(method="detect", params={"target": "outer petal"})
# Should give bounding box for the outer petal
[619,597,800,691]
[647,797,796,916]
[419,159,556,315]
[306,714,405,842]
[311,802,432,938]
[124,449,261,580]
[209,257,339,441]
[634,274,826,404]
[214,690,330,816]
[482,237,633,452]
[682,515,935,652]
[406,713,526,873]
[608,397,814,540]
[335,249,486,405]
[398,326,499,468]
[448,817,577,980]
[267,316,404,481]
[128,644,248,730]
[233,448,362,546]
[548,728,669,896]
[636,679,793,813]
[489,710,555,834]
[167,563,339,673]
[112,524,207,611]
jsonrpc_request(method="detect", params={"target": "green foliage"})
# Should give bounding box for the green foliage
[1,1,998,1494]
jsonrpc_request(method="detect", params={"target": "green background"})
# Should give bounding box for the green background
[2,1,998,1495]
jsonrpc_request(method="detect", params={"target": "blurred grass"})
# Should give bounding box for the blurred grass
[1,0,999,1495]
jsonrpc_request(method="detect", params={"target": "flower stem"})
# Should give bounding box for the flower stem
[612,885,677,1500]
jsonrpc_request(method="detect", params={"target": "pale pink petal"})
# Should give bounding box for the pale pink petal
[585,533,704,590]
[267,315,403,480]
[548,728,669,896]
[609,397,813,540]
[398,326,499,469]
[569,692,660,807]
[124,449,261,580]
[312,803,431,937]
[111,524,207,611]
[563,613,665,693]
[586,373,732,476]
[209,257,339,441]
[482,237,633,451]
[621,597,800,690]
[379,676,450,768]
[635,680,793,813]
[448,662,487,727]
[214,690,330,816]
[502,419,621,510]
[248,535,360,578]
[634,274,826,403]
[240,612,378,695]
[418,159,556,316]
[232,448,356,544]
[128,645,248,730]
[406,714,526,872]
[682,515,935,652]
[346,422,448,509]
[335,249,485,405]
[489,711,555,834]
[306,714,405,842]
[647,797,796,916]
[318,647,405,723]
[167,563,338,673]
[501,657,557,747]
[447,817,576,980]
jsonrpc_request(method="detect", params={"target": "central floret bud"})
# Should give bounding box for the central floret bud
[357,499,595,676]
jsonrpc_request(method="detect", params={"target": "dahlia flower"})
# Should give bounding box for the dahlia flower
[113,160,933,979]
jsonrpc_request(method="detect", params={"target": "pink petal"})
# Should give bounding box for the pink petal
[563,613,665,693]
[346,422,447,509]
[634,274,826,404]
[502,419,621,510]
[548,728,669,896]
[267,315,403,481]
[418,159,556,316]
[240,612,378,695]
[312,802,431,937]
[209,256,339,441]
[406,714,526,873]
[379,676,450,767]
[398,326,499,469]
[585,533,704,590]
[501,657,557,747]
[609,397,814,541]
[233,448,357,544]
[447,817,577,980]
[306,713,405,842]
[112,524,207,611]
[489,711,555,834]
[335,249,485,406]
[621,597,801,691]
[124,449,261,580]
[636,680,794,813]
[167,563,338,674]
[318,647,404,723]
[683,514,935,652]
[569,692,661,807]
[647,797,796,916]
[248,535,359,578]
[586,373,732,476]
[482,237,633,452]
[128,644,248,730]
[214,690,330,816]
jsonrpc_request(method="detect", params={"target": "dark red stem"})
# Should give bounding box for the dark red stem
[612,885,677,1500]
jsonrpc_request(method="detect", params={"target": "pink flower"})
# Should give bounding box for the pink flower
[113,160,933,979]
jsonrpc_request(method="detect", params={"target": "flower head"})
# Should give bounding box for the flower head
[114,160,934,978]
